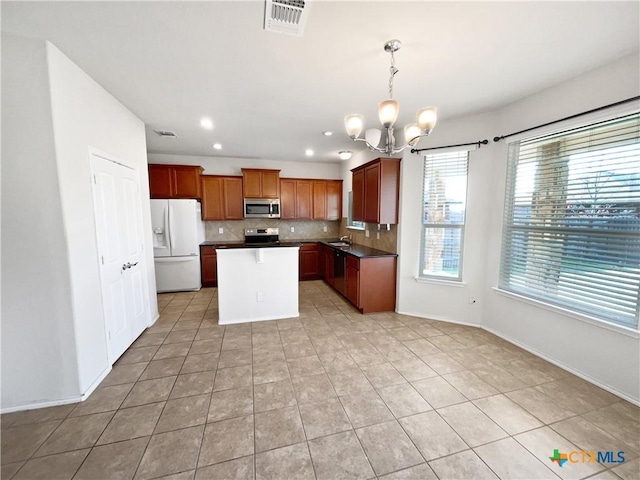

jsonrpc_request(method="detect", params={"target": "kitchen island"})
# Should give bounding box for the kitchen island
[215,243,301,325]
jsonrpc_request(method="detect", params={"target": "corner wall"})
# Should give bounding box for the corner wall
[1,35,156,411]
[1,34,80,408]
[483,54,640,402]
[46,42,156,394]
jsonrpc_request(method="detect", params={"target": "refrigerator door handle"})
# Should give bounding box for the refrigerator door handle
[169,204,176,251]
[164,205,172,254]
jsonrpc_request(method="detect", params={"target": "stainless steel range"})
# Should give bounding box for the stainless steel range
[244,228,280,245]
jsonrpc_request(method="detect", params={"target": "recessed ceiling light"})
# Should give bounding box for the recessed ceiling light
[200,118,214,130]
[322,131,333,136]
[338,151,353,160]
[213,143,222,150]
[305,149,314,157]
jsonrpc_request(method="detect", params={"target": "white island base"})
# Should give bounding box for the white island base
[216,246,300,325]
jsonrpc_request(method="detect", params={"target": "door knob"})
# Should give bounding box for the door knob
[122,262,139,271]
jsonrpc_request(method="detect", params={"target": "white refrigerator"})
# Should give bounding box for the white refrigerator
[151,199,205,293]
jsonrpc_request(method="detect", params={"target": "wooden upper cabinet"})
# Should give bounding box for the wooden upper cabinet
[148,164,202,199]
[364,163,380,223]
[352,169,365,222]
[223,177,244,220]
[296,180,313,219]
[242,169,280,198]
[312,181,327,220]
[201,176,224,220]
[351,157,400,224]
[201,175,243,220]
[280,179,296,219]
[326,180,343,220]
[281,178,342,221]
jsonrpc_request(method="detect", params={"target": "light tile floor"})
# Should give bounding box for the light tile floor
[2,281,639,479]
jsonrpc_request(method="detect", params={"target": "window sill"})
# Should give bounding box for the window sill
[492,288,640,339]
[414,277,466,287]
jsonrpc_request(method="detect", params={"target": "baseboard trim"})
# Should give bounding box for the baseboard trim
[0,366,112,414]
[396,309,481,329]
[397,308,638,406]
[482,325,640,407]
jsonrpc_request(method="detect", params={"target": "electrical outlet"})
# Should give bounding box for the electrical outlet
[290,226,295,233]
[218,227,224,234]
[323,226,327,232]
[365,229,370,238]
[469,295,477,304]
[257,292,264,302]
[376,232,380,240]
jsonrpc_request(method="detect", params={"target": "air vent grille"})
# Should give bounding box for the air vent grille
[154,130,177,138]
[264,0,310,36]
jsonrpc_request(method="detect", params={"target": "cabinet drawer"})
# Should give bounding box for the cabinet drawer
[299,242,319,252]
[346,255,359,270]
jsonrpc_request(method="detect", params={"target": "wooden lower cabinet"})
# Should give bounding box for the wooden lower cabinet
[322,246,396,313]
[320,244,334,287]
[345,255,359,306]
[299,243,320,280]
[201,246,217,287]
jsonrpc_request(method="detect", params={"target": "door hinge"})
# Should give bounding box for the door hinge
[93,175,97,184]
[108,331,111,340]
[101,255,104,265]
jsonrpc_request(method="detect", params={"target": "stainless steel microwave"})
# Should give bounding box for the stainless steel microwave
[244,198,280,218]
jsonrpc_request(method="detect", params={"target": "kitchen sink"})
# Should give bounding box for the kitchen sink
[328,241,351,247]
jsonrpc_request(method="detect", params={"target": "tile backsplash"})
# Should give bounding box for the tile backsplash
[339,218,397,253]
[205,218,397,254]
[205,219,340,242]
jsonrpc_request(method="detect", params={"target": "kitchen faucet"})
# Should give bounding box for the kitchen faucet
[339,234,353,245]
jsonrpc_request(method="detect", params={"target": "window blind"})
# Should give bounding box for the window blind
[420,150,469,280]
[499,112,640,328]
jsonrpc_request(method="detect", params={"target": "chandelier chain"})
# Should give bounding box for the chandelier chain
[388,50,398,99]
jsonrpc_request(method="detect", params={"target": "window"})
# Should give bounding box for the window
[499,112,640,329]
[420,150,469,280]
[347,191,365,229]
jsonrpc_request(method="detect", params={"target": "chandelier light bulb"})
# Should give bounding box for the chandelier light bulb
[404,124,421,145]
[417,107,438,133]
[344,114,364,139]
[365,128,382,148]
[378,100,399,128]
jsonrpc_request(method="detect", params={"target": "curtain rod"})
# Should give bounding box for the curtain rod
[411,139,488,154]
[493,95,640,143]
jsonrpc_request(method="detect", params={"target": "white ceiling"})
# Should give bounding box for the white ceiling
[2,1,639,163]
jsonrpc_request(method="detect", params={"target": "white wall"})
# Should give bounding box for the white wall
[396,112,497,326]
[387,53,639,402]
[148,153,342,180]
[1,35,156,410]
[483,53,640,402]
[46,43,156,394]
[1,34,81,408]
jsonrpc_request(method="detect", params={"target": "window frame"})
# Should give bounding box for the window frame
[498,112,640,330]
[419,150,470,282]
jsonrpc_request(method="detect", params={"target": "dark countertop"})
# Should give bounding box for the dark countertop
[200,239,396,258]
[200,241,302,249]
[317,240,397,258]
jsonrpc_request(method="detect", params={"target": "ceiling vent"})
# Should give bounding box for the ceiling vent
[264,0,310,36]
[154,130,178,138]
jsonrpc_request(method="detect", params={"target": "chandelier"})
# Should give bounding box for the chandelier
[344,40,438,155]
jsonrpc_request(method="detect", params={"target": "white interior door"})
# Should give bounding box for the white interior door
[91,152,149,363]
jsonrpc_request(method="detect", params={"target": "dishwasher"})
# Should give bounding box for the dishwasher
[333,249,347,295]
